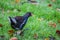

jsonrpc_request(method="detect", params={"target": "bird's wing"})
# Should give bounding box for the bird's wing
[14,16,28,30]
[11,18,17,24]
[9,17,17,24]
[15,16,24,24]
[19,18,27,29]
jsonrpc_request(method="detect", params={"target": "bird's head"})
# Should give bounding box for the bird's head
[24,12,32,18]
[27,12,32,17]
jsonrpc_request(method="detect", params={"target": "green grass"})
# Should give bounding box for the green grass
[0,0,60,40]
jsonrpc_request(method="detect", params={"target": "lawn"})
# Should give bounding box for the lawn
[0,0,60,40]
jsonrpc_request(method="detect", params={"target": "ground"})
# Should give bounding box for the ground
[0,0,60,40]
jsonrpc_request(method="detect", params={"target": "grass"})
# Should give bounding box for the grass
[0,0,60,40]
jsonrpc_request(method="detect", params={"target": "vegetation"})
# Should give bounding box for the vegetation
[0,0,60,40]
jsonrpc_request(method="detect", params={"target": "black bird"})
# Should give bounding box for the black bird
[9,12,32,31]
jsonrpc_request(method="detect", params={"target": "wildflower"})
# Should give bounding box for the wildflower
[9,37,18,40]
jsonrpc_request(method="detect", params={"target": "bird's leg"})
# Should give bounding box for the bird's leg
[14,30,23,36]
[13,30,22,37]
[20,30,24,36]
[13,31,17,37]
[16,30,22,35]
[13,28,29,36]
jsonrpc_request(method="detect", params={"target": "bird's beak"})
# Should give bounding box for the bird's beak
[31,13,32,16]
[31,13,34,16]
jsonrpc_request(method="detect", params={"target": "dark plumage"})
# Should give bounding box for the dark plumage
[9,12,32,31]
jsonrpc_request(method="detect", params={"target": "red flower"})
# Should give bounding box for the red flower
[52,23,56,28]
[10,37,18,40]
[49,22,56,28]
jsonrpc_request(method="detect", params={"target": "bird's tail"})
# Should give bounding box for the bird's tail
[8,16,17,24]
